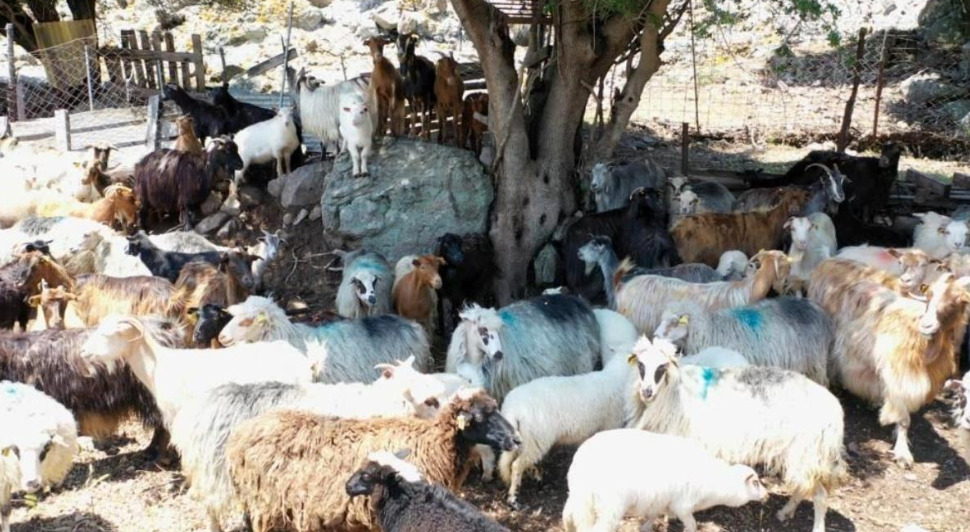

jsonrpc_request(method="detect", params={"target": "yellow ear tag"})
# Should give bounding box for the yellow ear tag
[456,415,469,431]
[786,256,794,263]
[626,353,638,366]
[919,283,929,293]
[677,315,689,325]
[1,448,9,457]
[254,312,268,325]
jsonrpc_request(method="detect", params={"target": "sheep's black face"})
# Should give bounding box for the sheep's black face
[345,462,386,497]
[437,234,464,265]
[458,401,520,452]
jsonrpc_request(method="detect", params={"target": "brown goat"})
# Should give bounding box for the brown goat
[37,184,138,230]
[226,389,518,532]
[0,251,74,330]
[670,189,810,266]
[808,258,920,329]
[172,252,256,312]
[364,37,405,137]
[461,92,488,154]
[393,254,446,336]
[68,274,182,328]
[434,54,464,145]
[174,114,204,154]
[27,280,77,330]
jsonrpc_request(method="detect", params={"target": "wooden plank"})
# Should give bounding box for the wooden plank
[104,46,123,84]
[54,109,71,151]
[191,34,206,91]
[954,172,970,189]
[15,82,25,121]
[906,168,950,198]
[99,46,196,63]
[246,48,298,78]
[139,30,156,89]
[33,20,98,91]
[0,116,10,138]
[164,32,178,84]
[122,31,146,88]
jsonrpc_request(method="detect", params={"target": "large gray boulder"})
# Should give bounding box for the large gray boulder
[269,161,331,208]
[321,138,493,261]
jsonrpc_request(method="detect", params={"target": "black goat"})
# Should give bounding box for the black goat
[162,84,231,143]
[187,303,232,347]
[832,208,910,248]
[436,232,497,333]
[0,251,73,330]
[126,231,228,284]
[133,136,243,229]
[346,452,510,532]
[563,187,677,303]
[397,33,437,139]
[209,83,306,171]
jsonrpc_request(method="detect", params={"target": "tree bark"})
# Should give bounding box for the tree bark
[0,0,43,51]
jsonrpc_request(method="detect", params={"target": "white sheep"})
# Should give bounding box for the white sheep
[680,346,750,368]
[233,106,300,185]
[291,72,373,153]
[335,249,394,319]
[79,314,313,426]
[625,336,846,532]
[339,90,374,178]
[0,381,78,532]
[786,212,836,284]
[715,250,748,281]
[912,211,968,258]
[496,350,637,506]
[246,229,284,293]
[562,429,767,532]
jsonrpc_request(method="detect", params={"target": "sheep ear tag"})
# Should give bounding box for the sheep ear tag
[677,315,689,325]
[626,353,637,366]
[254,312,268,325]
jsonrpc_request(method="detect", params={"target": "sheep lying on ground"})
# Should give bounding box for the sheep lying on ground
[625,337,846,532]
[218,296,431,383]
[562,429,767,532]
[0,381,78,532]
[346,450,511,532]
[226,389,520,532]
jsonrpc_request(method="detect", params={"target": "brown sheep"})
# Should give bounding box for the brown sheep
[174,114,204,154]
[670,189,810,266]
[393,254,446,336]
[434,55,464,146]
[226,389,520,532]
[364,37,405,137]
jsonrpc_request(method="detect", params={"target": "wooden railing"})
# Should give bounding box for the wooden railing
[98,30,206,94]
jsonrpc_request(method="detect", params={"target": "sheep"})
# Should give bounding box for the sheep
[445,294,601,402]
[335,249,393,319]
[126,230,252,284]
[829,273,970,466]
[434,54,464,145]
[1,216,139,277]
[79,315,313,427]
[174,114,203,154]
[496,349,637,507]
[35,184,138,230]
[133,136,243,229]
[162,84,230,142]
[614,250,791,334]
[625,336,846,532]
[911,211,968,258]
[339,89,374,178]
[218,295,432,383]
[943,371,970,464]
[287,67,372,153]
[0,251,74,331]
[563,187,676,303]
[679,346,751,369]
[365,37,406,137]
[808,258,927,326]
[232,106,300,186]
[171,255,256,311]
[26,280,76,330]
[170,357,454,532]
[393,254,445,336]
[461,93,488,154]
[651,297,833,386]
[225,388,520,532]
[0,381,78,532]
[590,159,667,213]
[833,247,935,294]
[0,318,183,459]
[187,304,232,348]
[716,250,748,280]
[667,176,735,217]
[670,188,810,266]
[562,429,767,532]
[436,232,497,332]
[346,450,511,532]
[734,163,847,215]
[396,33,437,139]
[245,229,283,293]
[786,212,837,287]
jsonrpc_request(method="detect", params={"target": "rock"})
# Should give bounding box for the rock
[371,2,400,30]
[308,0,332,7]
[238,185,264,207]
[900,72,964,105]
[283,212,294,226]
[533,243,558,287]
[309,205,322,220]
[399,12,436,38]
[155,9,185,31]
[267,177,284,198]
[293,208,309,226]
[322,138,493,261]
[228,27,268,46]
[943,100,970,122]
[200,191,223,216]
[281,162,328,207]
[194,212,230,235]
[294,8,324,31]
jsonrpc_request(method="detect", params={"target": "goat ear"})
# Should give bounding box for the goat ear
[887,248,902,259]
[626,353,638,366]
[27,295,41,307]
[783,217,794,231]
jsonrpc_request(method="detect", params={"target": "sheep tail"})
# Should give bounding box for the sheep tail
[613,257,635,292]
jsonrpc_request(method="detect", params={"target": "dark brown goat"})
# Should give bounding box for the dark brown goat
[172,253,256,312]
[461,93,488,154]
[434,55,464,145]
[397,33,437,139]
[0,251,74,330]
[133,136,243,229]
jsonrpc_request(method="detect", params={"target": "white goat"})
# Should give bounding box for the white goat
[292,73,372,153]
[0,381,78,532]
[246,229,284,293]
[625,336,845,532]
[562,429,767,532]
[339,90,374,178]
[233,106,300,185]
[786,213,836,285]
[79,315,313,426]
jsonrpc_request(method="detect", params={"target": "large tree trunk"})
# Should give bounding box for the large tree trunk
[0,0,45,52]
[66,0,97,21]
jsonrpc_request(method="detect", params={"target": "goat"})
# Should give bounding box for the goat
[339,90,374,177]
[396,33,437,139]
[590,160,667,213]
[0,251,73,331]
[786,212,837,288]
[436,232,497,332]
[174,114,203,154]
[393,254,445,336]
[364,37,406,137]
[162,84,230,143]
[667,177,735,219]
[126,230,237,284]
[171,254,256,311]
[26,280,76,330]
[286,66,372,154]
[133,136,243,229]
[187,304,232,348]
[69,274,181,327]
[735,163,847,215]
[246,229,284,293]
[36,184,138,230]
[434,54,464,145]
[461,93,488,154]
[233,106,300,185]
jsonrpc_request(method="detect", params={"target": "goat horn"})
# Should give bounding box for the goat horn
[805,163,835,181]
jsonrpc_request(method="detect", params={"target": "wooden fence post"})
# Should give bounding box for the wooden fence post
[164,32,178,83]
[145,94,162,149]
[191,34,205,91]
[837,28,867,152]
[139,30,156,89]
[54,109,71,151]
[6,24,18,122]
[680,122,689,175]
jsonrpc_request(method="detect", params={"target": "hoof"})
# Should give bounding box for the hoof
[506,498,522,511]
[894,454,914,469]
[776,508,794,523]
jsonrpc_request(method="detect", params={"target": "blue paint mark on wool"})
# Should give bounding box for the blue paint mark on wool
[732,307,763,333]
[700,367,719,400]
[3,383,19,396]
[498,309,516,329]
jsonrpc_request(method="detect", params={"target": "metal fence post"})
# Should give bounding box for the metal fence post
[84,45,96,112]
[54,109,71,151]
